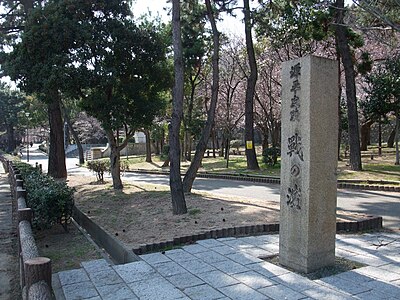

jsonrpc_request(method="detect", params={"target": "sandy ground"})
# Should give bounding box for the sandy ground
[67,174,373,250]
[68,174,281,249]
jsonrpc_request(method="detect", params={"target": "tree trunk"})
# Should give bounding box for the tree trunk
[243,0,260,170]
[335,0,362,171]
[224,137,230,160]
[184,131,192,161]
[387,128,395,148]
[104,129,127,190]
[395,112,399,165]
[145,130,152,163]
[21,0,34,14]
[211,126,216,158]
[61,104,84,165]
[378,119,382,156]
[226,142,230,168]
[271,120,280,148]
[261,130,269,153]
[170,0,187,214]
[109,143,123,189]
[337,57,342,161]
[182,0,220,193]
[6,123,16,153]
[360,120,373,151]
[219,138,224,157]
[161,128,165,153]
[47,96,67,179]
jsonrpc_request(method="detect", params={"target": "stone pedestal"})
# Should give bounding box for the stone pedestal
[279,55,339,273]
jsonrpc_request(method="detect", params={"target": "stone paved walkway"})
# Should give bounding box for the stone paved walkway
[53,232,400,300]
[0,163,18,300]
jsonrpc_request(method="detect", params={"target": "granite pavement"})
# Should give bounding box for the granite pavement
[53,232,400,300]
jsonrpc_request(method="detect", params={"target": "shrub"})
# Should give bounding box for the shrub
[15,162,74,230]
[120,160,130,174]
[87,160,110,182]
[161,145,170,159]
[262,147,280,166]
[230,140,242,152]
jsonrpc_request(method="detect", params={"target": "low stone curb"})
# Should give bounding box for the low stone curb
[337,183,400,192]
[72,206,140,264]
[132,216,383,255]
[128,169,400,192]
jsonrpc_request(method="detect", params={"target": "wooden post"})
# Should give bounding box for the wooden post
[24,257,52,290]
[28,281,52,300]
[18,208,33,223]
[16,187,27,200]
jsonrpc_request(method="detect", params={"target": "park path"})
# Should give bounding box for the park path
[22,145,400,229]
[0,163,19,299]
[54,232,400,299]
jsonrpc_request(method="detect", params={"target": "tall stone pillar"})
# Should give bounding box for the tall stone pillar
[279,55,339,273]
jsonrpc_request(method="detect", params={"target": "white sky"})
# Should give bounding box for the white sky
[132,0,354,36]
[132,0,240,35]
[1,0,355,88]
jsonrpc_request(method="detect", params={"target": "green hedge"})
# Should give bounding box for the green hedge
[87,159,130,182]
[15,162,74,230]
[262,147,280,167]
[87,160,109,182]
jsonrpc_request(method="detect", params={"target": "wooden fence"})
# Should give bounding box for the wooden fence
[3,159,52,300]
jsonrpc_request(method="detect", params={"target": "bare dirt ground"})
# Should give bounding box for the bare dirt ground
[68,174,280,249]
[67,174,372,250]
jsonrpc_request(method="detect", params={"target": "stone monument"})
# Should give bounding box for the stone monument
[279,55,339,273]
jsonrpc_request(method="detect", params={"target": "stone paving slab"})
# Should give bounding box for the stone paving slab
[55,232,400,299]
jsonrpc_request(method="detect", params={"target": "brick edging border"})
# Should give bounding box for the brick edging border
[127,169,400,192]
[132,216,383,255]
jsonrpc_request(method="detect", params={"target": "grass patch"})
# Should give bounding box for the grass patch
[188,208,201,216]
[35,224,102,273]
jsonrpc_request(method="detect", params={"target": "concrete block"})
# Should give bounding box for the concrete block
[316,276,371,295]
[302,285,353,300]
[196,239,225,248]
[272,272,321,292]
[226,252,263,265]
[232,271,276,289]
[140,252,171,265]
[196,270,239,288]
[211,245,237,255]
[212,260,249,275]
[81,259,111,274]
[164,249,196,263]
[218,283,268,300]
[194,250,228,264]
[58,268,89,286]
[88,268,123,288]
[182,244,209,254]
[176,259,216,275]
[113,261,156,283]
[128,276,185,300]
[183,284,225,300]
[96,282,138,299]
[248,262,290,278]
[62,281,98,299]
[166,272,204,289]
[152,261,187,277]
[258,284,306,300]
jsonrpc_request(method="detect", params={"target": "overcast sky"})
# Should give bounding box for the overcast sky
[132,0,239,35]
[132,0,354,36]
